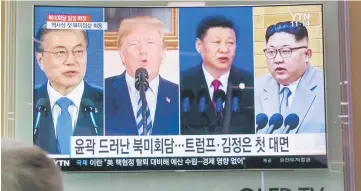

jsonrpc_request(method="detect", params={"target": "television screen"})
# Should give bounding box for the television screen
[33,4,327,171]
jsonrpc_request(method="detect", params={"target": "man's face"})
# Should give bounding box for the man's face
[119,27,165,81]
[196,27,236,76]
[265,32,311,85]
[36,30,87,91]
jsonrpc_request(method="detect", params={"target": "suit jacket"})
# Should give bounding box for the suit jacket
[105,72,179,135]
[33,81,104,154]
[180,65,255,135]
[255,64,325,134]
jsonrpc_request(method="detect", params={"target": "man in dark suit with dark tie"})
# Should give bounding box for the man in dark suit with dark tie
[33,25,103,155]
[105,16,179,136]
[180,15,255,135]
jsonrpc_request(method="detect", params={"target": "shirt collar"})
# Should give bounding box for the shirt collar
[47,80,84,109]
[125,71,159,96]
[202,64,230,88]
[279,77,301,94]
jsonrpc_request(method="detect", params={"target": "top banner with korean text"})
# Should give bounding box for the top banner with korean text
[33,4,327,172]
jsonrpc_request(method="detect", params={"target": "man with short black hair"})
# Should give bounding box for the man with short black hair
[180,15,255,135]
[255,21,325,134]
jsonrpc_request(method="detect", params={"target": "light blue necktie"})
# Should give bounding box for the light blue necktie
[279,87,292,117]
[136,92,153,135]
[56,97,73,154]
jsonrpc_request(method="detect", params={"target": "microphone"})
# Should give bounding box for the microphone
[135,67,149,135]
[231,88,242,113]
[83,99,99,136]
[34,98,48,143]
[181,89,194,113]
[266,113,284,134]
[282,113,300,134]
[213,89,226,114]
[197,88,209,113]
[256,113,268,132]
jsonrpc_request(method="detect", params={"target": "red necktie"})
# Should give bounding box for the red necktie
[211,79,221,109]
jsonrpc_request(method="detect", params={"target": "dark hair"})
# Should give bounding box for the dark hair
[265,21,308,43]
[34,23,89,52]
[196,15,237,40]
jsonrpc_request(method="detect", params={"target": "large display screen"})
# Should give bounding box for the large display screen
[33,4,327,171]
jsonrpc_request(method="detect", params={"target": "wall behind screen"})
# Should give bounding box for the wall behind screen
[14,1,345,191]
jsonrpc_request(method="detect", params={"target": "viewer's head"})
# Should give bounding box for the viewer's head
[1,139,63,191]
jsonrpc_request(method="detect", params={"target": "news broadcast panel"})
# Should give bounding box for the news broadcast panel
[33,4,327,171]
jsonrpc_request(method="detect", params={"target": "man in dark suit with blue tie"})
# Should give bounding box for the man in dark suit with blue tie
[180,16,255,135]
[105,16,179,136]
[33,25,103,155]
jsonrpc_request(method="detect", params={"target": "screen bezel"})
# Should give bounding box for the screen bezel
[9,1,343,174]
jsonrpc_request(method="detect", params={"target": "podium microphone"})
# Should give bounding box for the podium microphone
[83,99,100,136]
[266,113,283,134]
[213,89,226,114]
[231,88,242,113]
[256,113,268,132]
[282,113,300,134]
[181,89,194,113]
[135,67,149,135]
[197,88,209,113]
[34,98,48,144]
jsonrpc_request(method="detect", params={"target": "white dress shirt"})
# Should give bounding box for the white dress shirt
[202,64,230,99]
[47,80,84,135]
[125,72,158,125]
[279,78,301,107]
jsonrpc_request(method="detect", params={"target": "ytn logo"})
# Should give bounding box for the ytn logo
[290,13,310,27]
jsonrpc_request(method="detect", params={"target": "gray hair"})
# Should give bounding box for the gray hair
[1,139,63,191]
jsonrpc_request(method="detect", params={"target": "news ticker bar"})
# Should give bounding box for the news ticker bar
[55,155,327,171]
[69,134,326,158]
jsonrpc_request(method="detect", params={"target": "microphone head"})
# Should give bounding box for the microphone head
[181,89,195,102]
[256,113,268,130]
[197,88,209,103]
[231,88,242,98]
[213,89,226,102]
[135,67,148,76]
[135,67,149,91]
[269,113,284,129]
[36,98,48,113]
[83,98,95,107]
[284,113,300,130]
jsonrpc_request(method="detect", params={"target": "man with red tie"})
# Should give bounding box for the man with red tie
[180,15,255,135]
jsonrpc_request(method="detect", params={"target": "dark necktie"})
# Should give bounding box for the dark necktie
[56,97,73,155]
